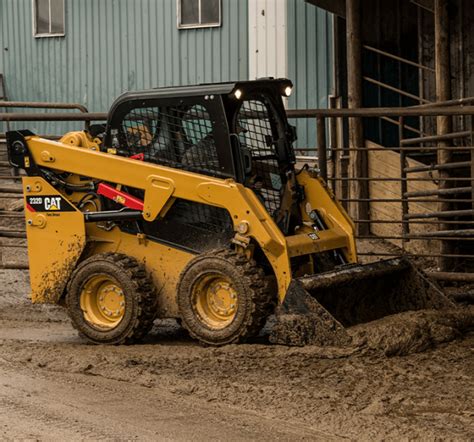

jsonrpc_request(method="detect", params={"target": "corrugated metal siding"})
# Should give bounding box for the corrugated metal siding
[287,0,333,149]
[0,0,248,134]
[248,0,287,79]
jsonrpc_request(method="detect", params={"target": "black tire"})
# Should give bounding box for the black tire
[177,248,275,346]
[66,253,157,344]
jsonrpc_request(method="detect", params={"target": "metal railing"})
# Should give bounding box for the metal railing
[0,102,473,281]
[288,105,474,281]
[0,100,91,132]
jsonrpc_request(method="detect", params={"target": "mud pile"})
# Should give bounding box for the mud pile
[267,307,474,356]
[350,307,474,356]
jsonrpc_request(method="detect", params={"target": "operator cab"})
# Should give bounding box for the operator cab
[102,79,297,217]
[98,79,299,251]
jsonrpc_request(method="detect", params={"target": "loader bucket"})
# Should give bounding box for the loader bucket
[270,258,455,346]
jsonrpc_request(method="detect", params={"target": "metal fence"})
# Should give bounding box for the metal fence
[1,101,473,282]
[287,105,474,282]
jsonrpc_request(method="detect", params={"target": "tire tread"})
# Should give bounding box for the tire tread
[178,248,275,346]
[66,253,156,345]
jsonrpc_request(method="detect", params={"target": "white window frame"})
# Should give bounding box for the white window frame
[32,0,65,38]
[177,0,222,29]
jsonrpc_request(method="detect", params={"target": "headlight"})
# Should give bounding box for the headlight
[234,89,242,100]
[284,86,293,97]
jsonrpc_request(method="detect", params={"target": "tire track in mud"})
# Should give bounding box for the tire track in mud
[1,278,474,440]
[0,359,136,441]
[0,360,334,441]
[0,393,112,441]
[0,316,473,440]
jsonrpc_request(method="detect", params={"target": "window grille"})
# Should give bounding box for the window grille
[115,102,234,249]
[118,103,224,178]
[236,99,284,217]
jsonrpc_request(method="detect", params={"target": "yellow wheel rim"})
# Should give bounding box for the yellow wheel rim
[192,274,238,330]
[80,274,125,330]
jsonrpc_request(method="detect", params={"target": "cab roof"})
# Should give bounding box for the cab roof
[109,78,293,107]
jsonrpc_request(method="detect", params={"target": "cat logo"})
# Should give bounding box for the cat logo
[26,195,75,213]
[44,197,61,211]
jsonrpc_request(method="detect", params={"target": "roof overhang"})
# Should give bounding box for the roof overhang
[305,0,346,18]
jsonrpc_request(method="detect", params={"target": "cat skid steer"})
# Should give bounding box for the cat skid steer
[7,79,453,346]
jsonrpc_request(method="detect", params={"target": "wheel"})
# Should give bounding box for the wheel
[177,248,275,346]
[66,253,157,344]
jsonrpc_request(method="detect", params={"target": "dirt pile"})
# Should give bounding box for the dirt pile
[350,307,474,356]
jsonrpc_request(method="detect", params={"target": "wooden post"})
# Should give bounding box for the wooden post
[434,0,453,270]
[346,0,370,235]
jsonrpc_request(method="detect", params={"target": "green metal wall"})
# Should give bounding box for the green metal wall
[0,0,248,134]
[287,1,333,150]
[0,0,333,147]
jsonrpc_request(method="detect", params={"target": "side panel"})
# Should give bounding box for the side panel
[22,177,86,303]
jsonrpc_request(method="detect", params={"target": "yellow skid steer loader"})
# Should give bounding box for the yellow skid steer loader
[7,79,453,346]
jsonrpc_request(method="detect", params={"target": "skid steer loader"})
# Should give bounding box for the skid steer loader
[6,79,453,346]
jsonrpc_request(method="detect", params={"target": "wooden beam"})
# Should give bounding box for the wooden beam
[346,0,370,235]
[305,0,346,18]
[434,0,453,270]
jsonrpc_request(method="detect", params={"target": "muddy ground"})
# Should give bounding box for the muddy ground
[0,269,473,440]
